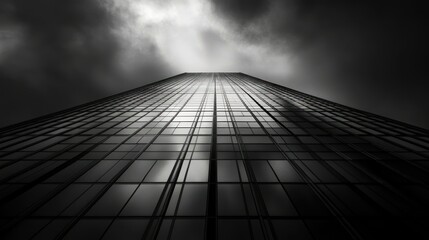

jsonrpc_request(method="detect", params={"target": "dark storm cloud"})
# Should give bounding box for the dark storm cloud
[211,0,271,26]
[0,0,173,128]
[209,0,429,129]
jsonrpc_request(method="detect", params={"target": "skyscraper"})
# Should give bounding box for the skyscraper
[0,73,428,239]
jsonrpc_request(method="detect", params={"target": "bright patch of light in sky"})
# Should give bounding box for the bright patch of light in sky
[108,0,291,77]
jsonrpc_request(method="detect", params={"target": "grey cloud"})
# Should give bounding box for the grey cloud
[209,0,429,129]
[0,0,173,128]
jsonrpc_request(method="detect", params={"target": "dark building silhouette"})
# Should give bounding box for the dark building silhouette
[0,73,428,239]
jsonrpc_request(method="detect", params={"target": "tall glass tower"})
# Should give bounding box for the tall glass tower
[0,73,428,239]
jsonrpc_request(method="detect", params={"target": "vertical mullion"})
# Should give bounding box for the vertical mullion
[206,73,217,240]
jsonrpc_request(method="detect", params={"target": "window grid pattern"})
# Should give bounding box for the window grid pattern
[0,73,428,239]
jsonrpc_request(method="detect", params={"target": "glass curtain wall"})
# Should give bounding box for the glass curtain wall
[0,73,428,239]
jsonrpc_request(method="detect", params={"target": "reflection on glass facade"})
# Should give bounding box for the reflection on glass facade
[0,73,428,239]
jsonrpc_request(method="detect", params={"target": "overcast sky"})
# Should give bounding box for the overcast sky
[0,0,428,129]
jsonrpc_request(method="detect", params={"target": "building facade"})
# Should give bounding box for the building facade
[0,73,428,239]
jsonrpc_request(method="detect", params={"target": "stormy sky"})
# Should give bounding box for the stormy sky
[0,0,428,129]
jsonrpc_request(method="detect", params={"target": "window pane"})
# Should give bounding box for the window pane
[102,219,148,240]
[259,184,297,216]
[65,219,110,240]
[121,184,164,216]
[186,160,209,182]
[87,184,137,216]
[177,184,207,216]
[250,161,277,182]
[218,184,246,216]
[144,161,175,182]
[219,220,251,240]
[269,160,303,183]
[272,220,312,240]
[170,219,205,240]
[118,161,155,182]
[217,161,239,182]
